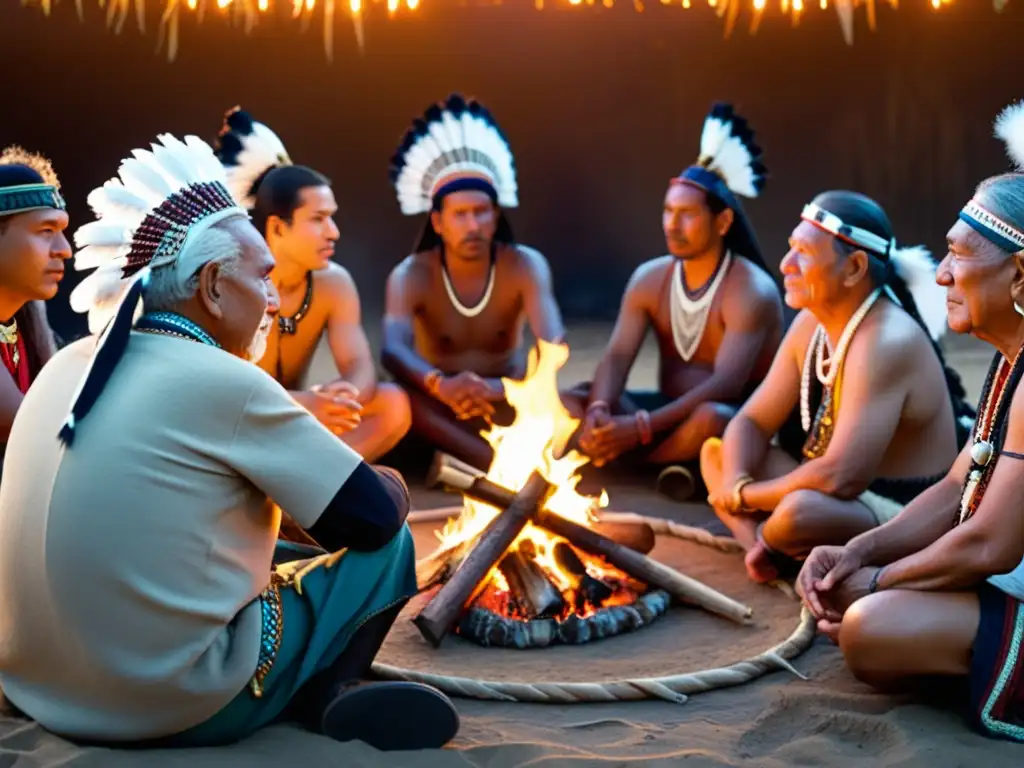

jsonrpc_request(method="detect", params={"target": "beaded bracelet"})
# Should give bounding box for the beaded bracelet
[635,409,653,446]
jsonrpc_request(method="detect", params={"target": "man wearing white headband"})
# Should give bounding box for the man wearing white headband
[797,101,1024,742]
[382,93,565,470]
[702,189,974,584]
[215,107,412,464]
[0,135,458,749]
[565,103,784,499]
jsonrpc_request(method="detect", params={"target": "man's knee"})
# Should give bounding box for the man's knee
[699,437,722,493]
[838,592,899,686]
[373,383,413,439]
[559,384,589,419]
[688,402,735,439]
[763,489,826,552]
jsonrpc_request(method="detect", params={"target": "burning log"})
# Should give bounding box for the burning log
[413,471,553,647]
[429,455,754,626]
[552,541,614,609]
[428,452,656,555]
[498,544,566,620]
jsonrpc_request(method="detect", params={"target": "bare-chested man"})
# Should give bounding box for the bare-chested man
[702,190,976,583]
[565,104,783,500]
[381,94,565,471]
[215,108,410,462]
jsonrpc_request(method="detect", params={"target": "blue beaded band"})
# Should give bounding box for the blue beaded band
[250,573,285,698]
[136,312,221,348]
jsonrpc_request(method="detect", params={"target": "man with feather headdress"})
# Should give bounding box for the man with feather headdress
[566,104,783,498]
[214,107,412,463]
[703,189,975,583]
[381,93,565,471]
[0,133,458,749]
[0,146,66,466]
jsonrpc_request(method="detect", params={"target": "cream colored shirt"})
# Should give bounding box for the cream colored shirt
[0,332,361,741]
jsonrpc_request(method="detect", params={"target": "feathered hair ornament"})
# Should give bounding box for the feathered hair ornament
[957,100,1024,256]
[994,100,1024,173]
[0,146,61,189]
[673,102,769,271]
[214,107,292,210]
[60,134,249,447]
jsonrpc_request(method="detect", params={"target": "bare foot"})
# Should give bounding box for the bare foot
[744,541,780,584]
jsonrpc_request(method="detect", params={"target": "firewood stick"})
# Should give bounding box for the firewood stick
[532,508,752,625]
[429,453,752,625]
[412,471,553,647]
[427,452,656,554]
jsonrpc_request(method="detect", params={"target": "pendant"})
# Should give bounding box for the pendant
[960,469,982,524]
[971,440,994,467]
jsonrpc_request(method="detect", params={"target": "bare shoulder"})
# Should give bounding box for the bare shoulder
[387,252,435,292]
[722,258,782,318]
[505,243,552,280]
[780,309,821,364]
[851,299,929,378]
[622,255,673,310]
[313,261,359,301]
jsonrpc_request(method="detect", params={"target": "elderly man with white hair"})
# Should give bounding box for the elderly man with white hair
[0,134,459,751]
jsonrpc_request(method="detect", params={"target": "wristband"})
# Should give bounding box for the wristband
[586,399,610,415]
[868,566,885,594]
[635,409,653,446]
[732,474,754,512]
[424,369,443,396]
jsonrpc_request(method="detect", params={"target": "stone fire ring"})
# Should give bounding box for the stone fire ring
[370,507,817,705]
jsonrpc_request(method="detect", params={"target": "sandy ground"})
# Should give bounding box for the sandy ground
[2,324,1017,766]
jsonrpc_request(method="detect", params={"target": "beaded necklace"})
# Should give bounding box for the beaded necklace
[957,348,1024,525]
[135,312,221,349]
[800,287,883,459]
[0,317,29,394]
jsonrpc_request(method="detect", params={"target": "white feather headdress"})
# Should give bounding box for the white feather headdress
[214,107,292,210]
[686,102,767,200]
[389,93,517,215]
[994,100,1024,173]
[70,134,249,334]
[890,245,946,342]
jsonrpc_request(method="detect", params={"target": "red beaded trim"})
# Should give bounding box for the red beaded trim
[123,181,238,278]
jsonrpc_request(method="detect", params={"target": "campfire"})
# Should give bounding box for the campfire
[415,341,751,649]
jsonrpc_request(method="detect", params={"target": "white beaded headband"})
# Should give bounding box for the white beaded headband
[959,199,1024,254]
[800,203,894,257]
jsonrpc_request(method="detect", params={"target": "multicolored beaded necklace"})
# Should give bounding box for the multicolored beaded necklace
[0,318,30,394]
[957,348,1024,525]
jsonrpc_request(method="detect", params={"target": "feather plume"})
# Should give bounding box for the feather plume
[994,100,1024,172]
[390,93,517,216]
[696,103,766,199]
[891,245,947,342]
[214,107,292,210]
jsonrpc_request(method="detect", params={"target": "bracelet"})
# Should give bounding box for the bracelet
[732,474,754,512]
[424,369,443,395]
[868,566,885,594]
[586,399,610,415]
[635,409,653,446]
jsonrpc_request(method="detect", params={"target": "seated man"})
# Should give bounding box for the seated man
[564,104,783,500]
[215,107,410,462]
[0,134,458,751]
[0,146,67,464]
[382,93,565,471]
[796,126,1024,741]
[702,190,974,583]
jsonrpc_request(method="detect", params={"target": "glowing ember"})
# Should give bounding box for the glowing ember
[433,340,645,629]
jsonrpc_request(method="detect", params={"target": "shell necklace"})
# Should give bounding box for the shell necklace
[669,251,733,362]
[441,259,496,318]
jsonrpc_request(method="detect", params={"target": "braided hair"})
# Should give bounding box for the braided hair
[811,191,975,445]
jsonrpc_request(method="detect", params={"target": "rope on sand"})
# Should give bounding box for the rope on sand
[372,508,817,704]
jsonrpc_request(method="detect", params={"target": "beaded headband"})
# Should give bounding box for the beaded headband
[0,183,65,217]
[958,199,1024,255]
[801,203,894,257]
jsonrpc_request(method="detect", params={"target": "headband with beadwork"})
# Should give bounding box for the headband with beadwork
[0,147,66,216]
[959,199,1024,255]
[801,202,894,257]
[0,183,65,216]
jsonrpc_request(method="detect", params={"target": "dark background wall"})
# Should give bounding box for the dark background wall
[1,1,1021,342]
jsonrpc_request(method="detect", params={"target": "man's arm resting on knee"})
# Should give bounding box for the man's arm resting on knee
[380,260,441,395]
[719,314,808,493]
[324,266,378,400]
[307,463,410,552]
[649,282,777,434]
[870,389,1024,592]
[743,328,909,511]
[588,266,652,407]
